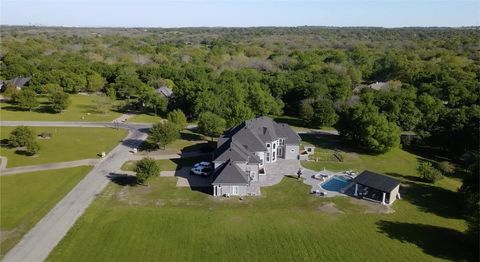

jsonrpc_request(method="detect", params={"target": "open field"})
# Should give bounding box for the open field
[0,166,92,256]
[0,126,127,168]
[0,94,121,122]
[273,115,336,133]
[127,113,163,124]
[48,141,474,261]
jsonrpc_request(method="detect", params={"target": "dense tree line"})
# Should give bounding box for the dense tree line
[0,27,478,156]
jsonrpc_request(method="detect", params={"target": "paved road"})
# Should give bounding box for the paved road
[2,121,148,262]
[1,159,100,176]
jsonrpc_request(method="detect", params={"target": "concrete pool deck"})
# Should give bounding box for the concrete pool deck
[300,168,353,197]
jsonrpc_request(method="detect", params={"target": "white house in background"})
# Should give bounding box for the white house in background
[212,116,301,197]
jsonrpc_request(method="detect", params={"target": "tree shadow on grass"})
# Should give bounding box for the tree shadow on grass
[386,172,425,183]
[398,180,462,219]
[273,116,308,128]
[107,173,138,186]
[299,133,374,155]
[376,220,477,262]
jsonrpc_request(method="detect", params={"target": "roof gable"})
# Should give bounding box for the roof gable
[212,160,249,185]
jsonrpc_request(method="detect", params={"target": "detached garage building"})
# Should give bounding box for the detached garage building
[352,170,401,205]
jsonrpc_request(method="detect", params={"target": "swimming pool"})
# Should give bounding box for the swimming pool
[321,175,351,192]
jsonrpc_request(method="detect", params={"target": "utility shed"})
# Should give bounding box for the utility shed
[352,170,401,205]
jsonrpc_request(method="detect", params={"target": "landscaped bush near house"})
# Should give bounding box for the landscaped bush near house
[417,162,443,183]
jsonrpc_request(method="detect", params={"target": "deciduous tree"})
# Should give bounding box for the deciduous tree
[134,157,160,186]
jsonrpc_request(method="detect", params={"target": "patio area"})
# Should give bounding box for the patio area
[260,160,300,187]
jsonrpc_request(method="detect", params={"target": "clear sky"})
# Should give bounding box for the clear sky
[1,0,478,27]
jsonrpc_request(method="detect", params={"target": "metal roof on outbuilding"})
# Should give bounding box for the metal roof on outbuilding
[353,170,400,192]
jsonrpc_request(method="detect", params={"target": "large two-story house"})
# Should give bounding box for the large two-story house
[211,116,301,197]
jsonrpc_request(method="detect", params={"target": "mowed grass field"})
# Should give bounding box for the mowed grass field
[127,113,163,123]
[47,146,475,261]
[0,94,121,121]
[0,126,127,167]
[0,166,92,256]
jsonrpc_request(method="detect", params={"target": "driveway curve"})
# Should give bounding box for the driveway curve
[1,120,148,262]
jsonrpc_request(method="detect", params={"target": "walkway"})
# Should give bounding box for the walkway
[2,122,148,262]
[1,159,100,176]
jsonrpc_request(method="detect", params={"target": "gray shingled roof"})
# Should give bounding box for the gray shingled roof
[212,116,300,184]
[213,139,261,164]
[353,170,400,192]
[223,116,300,147]
[155,86,173,98]
[11,77,30,87]
[212,161,249,185]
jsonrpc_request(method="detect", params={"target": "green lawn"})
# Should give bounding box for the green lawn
[47,142,475,261]
[121,155,209,172]
[0,94,121,122]
[272,115,336,132]
[127,113,163,123]
[0,166,92,256]
[0,127,127,167]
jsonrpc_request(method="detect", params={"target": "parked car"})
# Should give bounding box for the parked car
[194,161,212,169]
[190,167,211,176]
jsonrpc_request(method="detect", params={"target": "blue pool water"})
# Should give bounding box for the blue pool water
[321,176,350,192]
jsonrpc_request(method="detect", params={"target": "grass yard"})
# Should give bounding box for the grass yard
[121,155,209,171]
[48,142,475,261]
[0,94,121,122]
[272,115,336,132]
[127,113,163,123]
[0,127,127,168]
[0,166,92,256]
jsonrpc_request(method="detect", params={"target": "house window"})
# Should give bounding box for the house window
[266,143,270,148]
[272,151,276,161]
[232,186,239,195]
[307,148,312,153]
[266,152,270,162]
[279,139,285,146]
[273,143,276,149]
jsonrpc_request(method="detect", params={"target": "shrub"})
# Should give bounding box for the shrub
[134,157,160,185]
[9,126,35,147]
[417,162,443,183]
[25,140,40,156]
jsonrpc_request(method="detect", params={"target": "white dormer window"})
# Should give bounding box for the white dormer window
[266,143,270,148]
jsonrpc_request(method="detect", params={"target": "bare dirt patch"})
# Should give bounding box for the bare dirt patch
[317,202,344,214]
[349,198,394,214]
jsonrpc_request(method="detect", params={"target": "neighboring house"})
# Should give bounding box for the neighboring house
[353,81,401,93]
[155,85,173,99]
[0,77,31,91]
[352,170,401,205]
[212,116,301,197]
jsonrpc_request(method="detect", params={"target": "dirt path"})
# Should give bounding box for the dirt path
[0,159,100,176]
